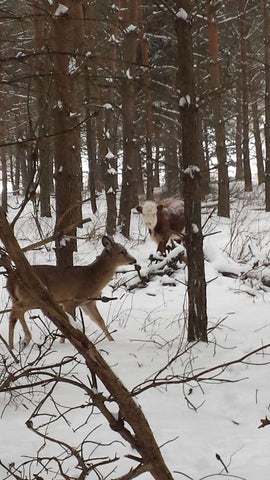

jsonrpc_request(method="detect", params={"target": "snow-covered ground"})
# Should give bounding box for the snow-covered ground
[0,186,270,480]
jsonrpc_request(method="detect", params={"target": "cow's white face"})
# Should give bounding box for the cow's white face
[142,201,157,230]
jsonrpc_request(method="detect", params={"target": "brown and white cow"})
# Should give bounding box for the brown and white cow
[136,198,185,255]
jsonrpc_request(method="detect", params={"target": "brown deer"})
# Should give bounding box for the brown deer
[7,236,136,349]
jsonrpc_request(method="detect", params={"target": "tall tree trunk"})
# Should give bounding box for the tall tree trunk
[99,0,120,233]
[235,74,243,180]
[153,142,160,188]
[138,2,154,199]
[175,0,208,343]
[51,0,82,267]
[33,3,53,218]
[1,152,8,213]
[164,134,179,195]
[264,0,270,211]
[119,0,139,237]
[207,0,229,217]
[83,1,98,213]
[238,0,252,192]
[251,100,265,185]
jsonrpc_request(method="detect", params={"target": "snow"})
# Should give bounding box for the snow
[176,8,188,21]
[55,3,68,17]
[125,67,132,79]
[179,94,191,107]
[103,102,113,110]
[105,147,115,159]
[107,167,117,175]
[184,165,201,178]
[125,24,137,33]
[1,188,270,479]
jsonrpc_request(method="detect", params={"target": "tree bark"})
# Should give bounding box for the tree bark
[235,73,243,180]
[51,0,83,266]
[1,152,8,213]
[238,0,252,192]
[119,0,139,237]
[264,0,270,211]
[175,0,208,343]
[251,100,265,185]
[207,0,230,217]
[138,2,154,199]
[33,2,53,218]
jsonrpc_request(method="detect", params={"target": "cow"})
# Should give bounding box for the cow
[136,198,185,255]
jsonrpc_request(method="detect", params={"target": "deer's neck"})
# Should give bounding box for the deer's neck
[89,250,117,292]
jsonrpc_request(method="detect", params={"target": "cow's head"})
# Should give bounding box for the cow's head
[137,201,158,230]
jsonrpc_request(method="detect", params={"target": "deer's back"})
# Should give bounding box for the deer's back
[7,264,102,308]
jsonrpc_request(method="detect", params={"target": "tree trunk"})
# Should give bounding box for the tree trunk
[51,0,83,266]
[175,0,208,343]
[251,100,265,185]
[0,207,174,480]
[138,3,154,199]
[33,2,53,218]
[238,0,252,192]
[1,152,8,213]
[264,0,270,211]
[235,74,243,180]
[119,0,139,237]
[164,136,179,195]
[83,1,98,214]
[207,0,230,217]
[99,0,120,233]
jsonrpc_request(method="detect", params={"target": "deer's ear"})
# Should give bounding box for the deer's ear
[102,235,114,249]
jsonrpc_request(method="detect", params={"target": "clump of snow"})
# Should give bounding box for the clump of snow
[125,68,132,79]
[176,7,188,20]
[103,103,113,110]
[179,94,191,107]
[184,165,200,178]
[107,168,117,175]
[125,24,137,33]
[105,148,115,160]
[55,3,69,17]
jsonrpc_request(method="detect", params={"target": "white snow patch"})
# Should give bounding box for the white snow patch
[105,148,115,160]
[103,103,113,110]
[184,165,200,178]
[176,8,188,20]
[55,3,69,16]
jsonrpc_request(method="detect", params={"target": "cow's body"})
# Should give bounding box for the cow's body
[136,199,185,254]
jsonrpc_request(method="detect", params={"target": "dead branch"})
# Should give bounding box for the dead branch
[258,416,270,428]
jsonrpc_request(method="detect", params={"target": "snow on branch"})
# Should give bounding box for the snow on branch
[176,8,188,21]
[55,3,69,17]
[184,165,200,178]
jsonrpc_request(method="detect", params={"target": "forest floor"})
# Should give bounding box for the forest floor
[0,184,270,480]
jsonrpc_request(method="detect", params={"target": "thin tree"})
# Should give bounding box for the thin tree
[119,0,139,237]
[264,0,270,211]
[207,0,230,218]
[237,0,252,192]
[33,2,53,218]
[175,0,208,343]
[51,0,82,267]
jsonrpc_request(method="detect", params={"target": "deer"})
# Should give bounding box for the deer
[6,235,137,349]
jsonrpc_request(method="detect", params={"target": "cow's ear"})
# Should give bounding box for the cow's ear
[136,205,143,213]
[157,204,164,211]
